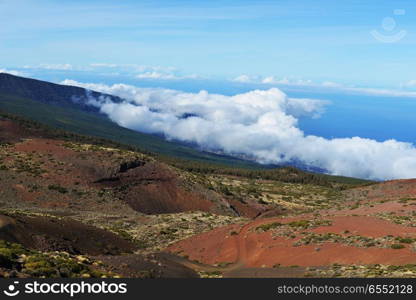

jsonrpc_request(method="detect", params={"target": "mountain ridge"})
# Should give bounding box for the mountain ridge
[0,72,267,169]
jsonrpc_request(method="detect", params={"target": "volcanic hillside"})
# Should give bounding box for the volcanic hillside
[0,111,381,278]
[1,74,413,278]
[0,73,267,169]
[167,179,416,278]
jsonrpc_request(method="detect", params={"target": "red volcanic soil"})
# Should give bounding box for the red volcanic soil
[325,200,416,217]
[243,241,416,267]
[0,119,272,217]
[311,215,416,237]
[348,179,416,203]
[5,117,416,276]
[0,119,31,143]
[169,224,242,265]
[100,161,275,217]
[111,162,219,214]
[13,138,75,160]
[167,212,416,269]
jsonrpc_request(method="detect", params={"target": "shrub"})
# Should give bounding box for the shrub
[288,220,310,229]
[395,237,415,244]
[391,244,405,249]
[48,184,68,194]
[257,222,283,231]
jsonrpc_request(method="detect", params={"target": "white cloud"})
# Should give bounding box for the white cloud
[234,74,416,98]
[321,84,416,98]
[233,74,326,87]
[0,68,24,76]
[401,80,416,88]
[261,76,315,86]
[135,72,176,79]
[321,81,343,88]
[61,79,416,180]
[135,71,199,80]
[24,63,73,70]
[89,63,119,68]
[20,62,201,81]
[339,87,416,98]
[232,74,254,83]
[88,63,199,80]
[89,63,175,72]
[262,76,287,84]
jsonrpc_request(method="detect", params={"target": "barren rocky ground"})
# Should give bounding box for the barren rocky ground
[1,116,415,278]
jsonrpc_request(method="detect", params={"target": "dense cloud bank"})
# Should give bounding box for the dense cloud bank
[62,79,416,180]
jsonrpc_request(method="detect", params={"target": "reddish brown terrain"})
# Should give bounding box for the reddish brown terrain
[1,115,416,278]
[167,181,416,277]
[0,115,277,277]
[0,119,273,218]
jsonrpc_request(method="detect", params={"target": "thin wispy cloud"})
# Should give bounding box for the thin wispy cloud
[135,72,200,80]
[232,74,416,98]
[232,75,326,87]
[401,80,416,88]
[21,63,200,81]
[3,1,416,86]
[232,75,253,83]
[0,68,26,76]
[23,64,75,71]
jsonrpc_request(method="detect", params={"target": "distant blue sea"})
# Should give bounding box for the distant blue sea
[288,90,416,144]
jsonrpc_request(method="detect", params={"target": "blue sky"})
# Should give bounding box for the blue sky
[2,0,416,88]
[3,0,416,180]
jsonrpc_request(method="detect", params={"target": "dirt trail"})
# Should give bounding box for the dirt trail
[234,218,277,266]
[166,216,292,276]
[166,199,416,276]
